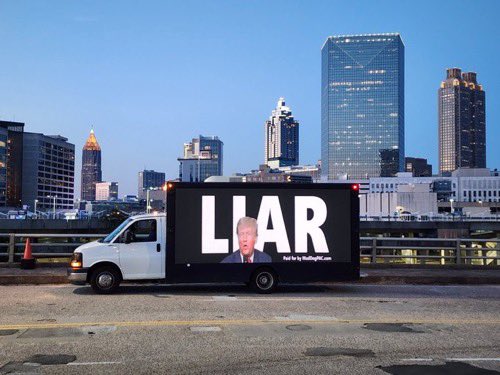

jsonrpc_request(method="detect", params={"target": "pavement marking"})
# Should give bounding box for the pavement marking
[446,358,500,362]
[190,326,222,332]
[0,318,499,331]
[275,314,337,321]
[205,297,315,301]
[401,358,500,362]
[67,361,121,366]
[212,296,238,301]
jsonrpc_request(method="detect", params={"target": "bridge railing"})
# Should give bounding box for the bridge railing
[0,233,499,266]
[360,215,500,222]
[360,237,499,266]
[0,233,105,264]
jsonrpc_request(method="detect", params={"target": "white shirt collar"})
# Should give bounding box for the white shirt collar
[240,252,254,263]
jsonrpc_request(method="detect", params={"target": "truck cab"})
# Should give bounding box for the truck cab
[68,213,166,293]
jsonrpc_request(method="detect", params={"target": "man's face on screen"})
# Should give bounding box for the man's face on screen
[238,225,257,257]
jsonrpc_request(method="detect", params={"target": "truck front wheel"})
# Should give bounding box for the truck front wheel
[90,266,121,294]
[251,268,277,294]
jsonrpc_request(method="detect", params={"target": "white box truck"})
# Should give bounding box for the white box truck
[68,182,360,293]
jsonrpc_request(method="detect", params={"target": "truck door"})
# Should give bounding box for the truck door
[117,218,164,279]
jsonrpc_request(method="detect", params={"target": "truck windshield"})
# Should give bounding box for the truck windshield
[101,218,133,243]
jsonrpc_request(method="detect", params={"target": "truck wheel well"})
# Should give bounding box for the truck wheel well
[87,262,123,283]
[250,266,279,282]
[250,266,279,293]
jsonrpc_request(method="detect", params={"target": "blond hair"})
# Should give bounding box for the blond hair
[236,217,258,236]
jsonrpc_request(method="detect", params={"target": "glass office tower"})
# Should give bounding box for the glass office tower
[321,34,404,179]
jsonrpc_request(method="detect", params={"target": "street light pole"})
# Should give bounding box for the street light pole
[162,182,167,214]
[478,200,484,218]
[34,199,38,218]
[53,195,57,219]
[47,195,56,219]
[146,188,150,214]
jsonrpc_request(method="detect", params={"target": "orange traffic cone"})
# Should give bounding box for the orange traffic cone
[20,238,36,269]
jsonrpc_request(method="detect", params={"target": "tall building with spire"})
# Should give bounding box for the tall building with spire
[438,68,486,175]
[264,97,299,168]
[81,129,102,201]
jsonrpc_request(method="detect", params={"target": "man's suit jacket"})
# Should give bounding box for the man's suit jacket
[220,249,272,263]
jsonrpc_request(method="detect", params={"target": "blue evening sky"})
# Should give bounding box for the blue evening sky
[1,0,499,195]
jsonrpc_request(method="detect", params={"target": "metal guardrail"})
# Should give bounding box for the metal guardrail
[360,215,500,222]
[0,233,105,264]
[360,237,500,266]
[0,233,499,266]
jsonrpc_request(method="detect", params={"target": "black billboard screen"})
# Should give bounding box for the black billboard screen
[173,186,353,264]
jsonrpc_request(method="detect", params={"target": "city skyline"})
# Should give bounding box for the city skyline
[1,1,499,195]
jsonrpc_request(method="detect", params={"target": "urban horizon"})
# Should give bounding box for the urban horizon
[1,4,499,372]
[1,1,499,196]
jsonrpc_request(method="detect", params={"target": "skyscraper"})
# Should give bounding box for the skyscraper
[0,126,6,206]
[81,129,102,201]
[438,68,486,175]
[22,133,75,210]
[321,33,405,180]
[0,121,24,207]
[405,157,432,177]
[178,135,223,182]
[264,97,299,168]
[138,170,165,200]
[95,182,119,201]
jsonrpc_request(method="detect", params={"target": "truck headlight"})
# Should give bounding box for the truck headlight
[70,252,83,268]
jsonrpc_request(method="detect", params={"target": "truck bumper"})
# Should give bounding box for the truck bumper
[67,268,89,285]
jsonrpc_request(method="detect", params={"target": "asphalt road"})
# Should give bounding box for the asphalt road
[0,283,499,374]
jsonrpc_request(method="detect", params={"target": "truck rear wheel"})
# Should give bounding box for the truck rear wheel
[251,268,277,294]
[90,266,121,294]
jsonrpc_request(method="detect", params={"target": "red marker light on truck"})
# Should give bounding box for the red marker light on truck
[351,184,359,191]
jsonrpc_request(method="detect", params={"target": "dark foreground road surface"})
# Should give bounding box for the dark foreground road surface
[0,283,499,374]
